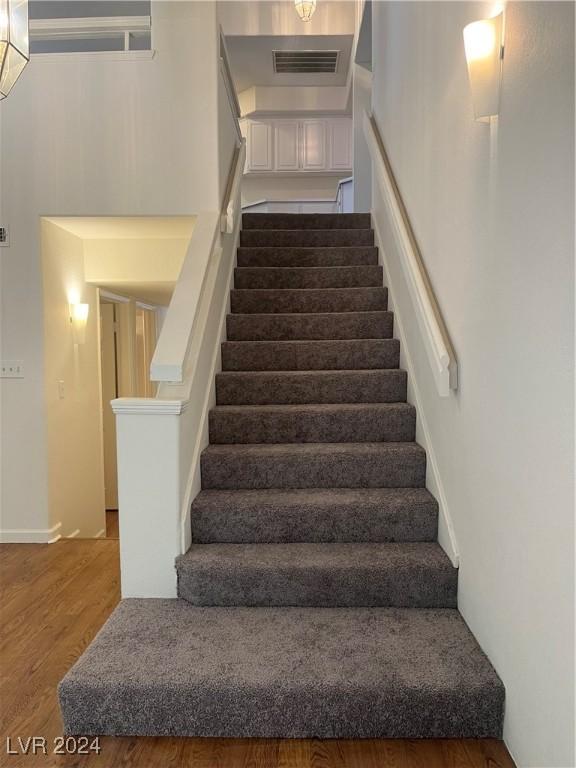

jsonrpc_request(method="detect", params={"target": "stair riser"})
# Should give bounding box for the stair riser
[237,246,379,268]
[177,560,457,608]
[234,266,383,290]
[240,230,374,247]
[60,684,503,739]
[201,448,426,490]
[226,312,393,341]
[191,502,438,543]
[231,287,387,314]
[209,406,416,444]
[242,213,372,230]
[221,340,400,371]
[216,370,407,405]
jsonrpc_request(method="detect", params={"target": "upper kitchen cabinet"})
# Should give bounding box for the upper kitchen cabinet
[300,120,328,171]
[329,118,353,171]
[246,120,274,172]
[274,120,300,171]
[242,117,352,175]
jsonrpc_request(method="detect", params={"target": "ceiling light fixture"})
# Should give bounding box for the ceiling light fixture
[294,0,317,22]
[0,0,29,99]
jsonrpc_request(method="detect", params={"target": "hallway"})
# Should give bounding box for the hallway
[0,538,516,767]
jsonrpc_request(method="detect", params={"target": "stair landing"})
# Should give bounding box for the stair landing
[59,599,504,739]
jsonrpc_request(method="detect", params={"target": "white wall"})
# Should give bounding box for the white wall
[0,2,223,541]
[352,63,372,212]
[239,85,350,115]
[41,220,106,539]
[242,175,345,206]
[371,3,574,766]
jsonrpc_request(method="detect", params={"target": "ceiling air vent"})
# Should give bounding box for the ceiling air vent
[273,50,339,74]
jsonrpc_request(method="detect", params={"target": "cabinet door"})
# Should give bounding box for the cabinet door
[329,118,352,170]
[301,120,328,171]
[247,121,273,172]
[274,121,300,171]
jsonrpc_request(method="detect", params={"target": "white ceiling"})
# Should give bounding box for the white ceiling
[227,34,353,91]
[47,216,196,240]
[99,282,175,306]
[219,1,356,37]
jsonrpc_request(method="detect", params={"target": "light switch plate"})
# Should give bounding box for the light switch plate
[1,360,24,378]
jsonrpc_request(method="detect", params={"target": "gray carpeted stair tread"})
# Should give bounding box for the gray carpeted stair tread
[240,229,375,248]
[242,212,372,230]
[59,600,505,738]
[231,286,387,314]
[201,442,426,489]
[216,369,408,405]
[222,339,400,371]
[209,403,416,444]
[191,488,438,543]
[176,542,457,608]
[226,311,394,341]
[234,265,383,290]
[237,246,379,268]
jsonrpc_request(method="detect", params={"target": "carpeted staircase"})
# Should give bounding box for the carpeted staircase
[59,213,504,739]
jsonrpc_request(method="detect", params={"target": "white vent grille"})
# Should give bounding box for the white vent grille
[273,50,339,74]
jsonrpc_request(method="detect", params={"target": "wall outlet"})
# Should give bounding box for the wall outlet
[0,227,9,247]
[1,360,24,378]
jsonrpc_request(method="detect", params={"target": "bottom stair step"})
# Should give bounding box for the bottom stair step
[176,542,457,607]
[59,599,505,738]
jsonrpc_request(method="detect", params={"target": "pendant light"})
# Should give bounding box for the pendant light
[0,0,29,99]
[294,0,317,22]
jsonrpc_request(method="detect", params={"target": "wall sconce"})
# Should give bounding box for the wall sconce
[69,302,89,345]
[463,11,504,121]
[294,0,316,22]
[0,0,30,99]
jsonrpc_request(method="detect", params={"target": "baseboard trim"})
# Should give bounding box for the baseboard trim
[372,215,460,568]
[0,521,62,544]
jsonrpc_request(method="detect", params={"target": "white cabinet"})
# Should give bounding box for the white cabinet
[244,117,351,174]
[329,119,353,171]
[300,120,328,171]
[247,121,273,172]
[274,121,300,171]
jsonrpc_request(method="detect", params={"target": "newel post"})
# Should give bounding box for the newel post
[111,398,187,598]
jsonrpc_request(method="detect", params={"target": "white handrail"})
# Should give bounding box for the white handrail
[150,212,220,384]
[364,110,458,396]
[219,28,242,143]
[221,142,246,234]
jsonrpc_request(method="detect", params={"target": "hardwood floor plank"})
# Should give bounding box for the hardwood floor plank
[1,540,517,768]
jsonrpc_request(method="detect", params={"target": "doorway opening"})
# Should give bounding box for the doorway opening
[40,215,195,543]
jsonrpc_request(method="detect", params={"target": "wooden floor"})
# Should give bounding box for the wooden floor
[0,537,517,768]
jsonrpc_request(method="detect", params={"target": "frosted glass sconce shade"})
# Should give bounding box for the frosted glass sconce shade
[70,302,89,345]
[463,12,504,121]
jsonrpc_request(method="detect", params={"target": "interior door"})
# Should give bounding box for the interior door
[100,302,118,510]
[135,307,157,398]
